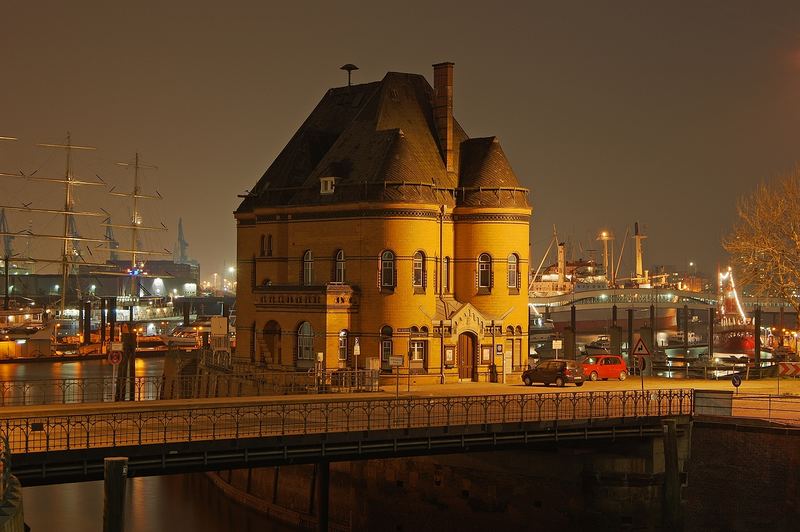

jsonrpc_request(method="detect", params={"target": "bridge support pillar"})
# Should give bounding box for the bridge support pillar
[708,307,714,360]
[754,306,762,366]
[103,457,128,532]
[627,309,634,363]
[563,328,576,360]
[609,326,623,355]
[100,297,107,347]
[662,419,681,529]
[317,460,330,532]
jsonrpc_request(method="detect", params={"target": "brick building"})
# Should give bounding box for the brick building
[234,63,531,383]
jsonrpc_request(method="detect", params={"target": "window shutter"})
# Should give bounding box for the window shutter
[475,269,478,288]
[490,270,494,288]
[423,267,427,289]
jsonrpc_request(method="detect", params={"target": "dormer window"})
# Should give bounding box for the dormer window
[320,177,336,195]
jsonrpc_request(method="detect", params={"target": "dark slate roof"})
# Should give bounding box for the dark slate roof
[237,71,528,212]
[458,137,530,208]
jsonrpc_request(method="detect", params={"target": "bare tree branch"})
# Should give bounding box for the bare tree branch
[723,167,800,325]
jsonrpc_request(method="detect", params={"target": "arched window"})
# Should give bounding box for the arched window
[263,321,281,365]
[338,329,348,361]
[412,251,425,288]
[443,256,451,293]
[335,249,346,283]
[478,253,492,289]
[507,254,519,289]
[297,322,313,360]
[302,250,313,286]
[259,235,266,257]
[380,325,393,362]
[506,325,515,336]
[380,251,396,289]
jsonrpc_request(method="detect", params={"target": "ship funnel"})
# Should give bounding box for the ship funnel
[633,221,647,281]
[557,242,566,283]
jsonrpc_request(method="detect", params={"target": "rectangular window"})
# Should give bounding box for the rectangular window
[410,340,426,362]
[381,339,392,360]
[338,336,348,361]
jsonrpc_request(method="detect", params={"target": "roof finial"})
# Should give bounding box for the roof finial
[340,64,359,87]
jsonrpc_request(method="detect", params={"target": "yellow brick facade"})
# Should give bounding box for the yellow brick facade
[234,202,530,383]
[234,64,532,383]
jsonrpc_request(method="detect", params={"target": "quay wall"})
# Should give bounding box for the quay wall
[685,419,800,532]
[210,438,675,531]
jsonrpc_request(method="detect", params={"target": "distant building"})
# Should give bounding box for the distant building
[235,63,531,382]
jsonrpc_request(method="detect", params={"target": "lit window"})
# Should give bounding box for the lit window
[508,254,519,289]
[478,253,492,288]
[380,251,395,289]
[338,329,348,360]
[297,322,314,360]
[413,251,425,288]
[335,250,346,283]
[303,250,313,286]
[410,339,426,362]
[381,325,393,361]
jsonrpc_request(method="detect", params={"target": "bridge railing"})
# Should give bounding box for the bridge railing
[0,389,693,455]
[0,370,381,406]
[696,391,800,425]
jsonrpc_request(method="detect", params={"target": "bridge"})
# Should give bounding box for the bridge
[2,389,693,486]
[530,287,717,311]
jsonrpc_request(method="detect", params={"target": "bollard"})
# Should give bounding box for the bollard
[103,457,128,532]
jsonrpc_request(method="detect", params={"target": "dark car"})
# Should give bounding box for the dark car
[522,359,584,387]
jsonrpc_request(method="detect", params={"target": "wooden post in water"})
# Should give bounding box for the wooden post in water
[103,457,128,532]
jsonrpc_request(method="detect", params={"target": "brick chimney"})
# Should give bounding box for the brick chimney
[433,62,454,172]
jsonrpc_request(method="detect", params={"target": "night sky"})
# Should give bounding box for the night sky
[2,1,799,281]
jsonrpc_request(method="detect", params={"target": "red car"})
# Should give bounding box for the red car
[580,354,628,381]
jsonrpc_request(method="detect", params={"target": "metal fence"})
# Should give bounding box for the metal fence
[0,389,694,455]
[731,393,800,425]
[0,370,381,406]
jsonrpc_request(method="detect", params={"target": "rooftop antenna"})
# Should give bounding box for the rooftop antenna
[340,64,359,87]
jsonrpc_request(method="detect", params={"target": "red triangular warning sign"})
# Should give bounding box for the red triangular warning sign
[631,338,651,356]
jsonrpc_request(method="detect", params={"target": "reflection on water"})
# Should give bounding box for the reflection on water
[0,358,163,381]
[23,474,295,532]
[13,358,294,531]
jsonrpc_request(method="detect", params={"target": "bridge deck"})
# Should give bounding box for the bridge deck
[2,389,694,485]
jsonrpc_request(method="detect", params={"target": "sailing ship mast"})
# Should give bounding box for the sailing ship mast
[0,132,111,316]
[104,153,169,302]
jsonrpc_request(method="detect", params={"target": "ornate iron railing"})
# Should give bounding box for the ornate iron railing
[0,370,381,406]
[0,389,694,455]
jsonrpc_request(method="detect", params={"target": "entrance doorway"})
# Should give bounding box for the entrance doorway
[457,332,477,381]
